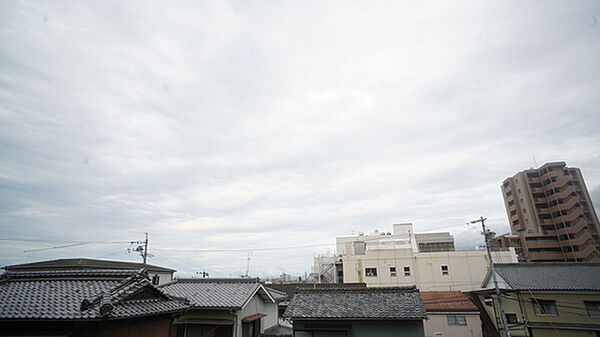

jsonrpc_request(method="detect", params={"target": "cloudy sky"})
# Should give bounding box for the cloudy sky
[1,1,599,278]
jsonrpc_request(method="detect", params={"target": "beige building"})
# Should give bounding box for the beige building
[316,223,517,291]
[421,291,482,337]
[497,161,600,262]
[341,244,516,291]
[475,263,600,337]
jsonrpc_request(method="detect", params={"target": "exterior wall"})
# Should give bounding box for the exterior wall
[294,319,425,337]
[500,162,600,262]
[423,314,482,337]
[149,272,174,285]
[342,248,517,291]
[237,294,278,337]
[476,291,600,337]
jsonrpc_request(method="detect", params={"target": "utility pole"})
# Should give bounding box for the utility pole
[143,232,148,266]
[470,216,511,337]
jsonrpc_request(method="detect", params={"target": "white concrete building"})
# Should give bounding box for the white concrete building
[318,223,517,291]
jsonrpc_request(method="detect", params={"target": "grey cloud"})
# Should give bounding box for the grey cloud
[1,0,599,277]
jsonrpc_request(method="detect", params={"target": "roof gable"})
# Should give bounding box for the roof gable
[0,269,188,320]
[160,278,271,309]
[4,258,175,273]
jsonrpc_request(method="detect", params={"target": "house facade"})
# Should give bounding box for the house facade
[474,263,600,337]
[420,291,482,337]
[284,286,427,337]
[0,269,188,337]
[159,278,278,337]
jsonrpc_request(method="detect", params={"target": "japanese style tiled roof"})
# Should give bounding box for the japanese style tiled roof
[420,291,479,313]
[266,282,367,301]
[4,258,175,273]
[159,278,274,309]
[484,263,600,291]
[284,286,426,320]
[0,269,188,320]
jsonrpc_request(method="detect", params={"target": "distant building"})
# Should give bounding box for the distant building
[159,278,278,337]
[316,223,517,291]
[473,262,600,337]
[421,291,482,337]
[4,258,176,285]
[284,286,427,337]
[0,269,188,337]
[498,161,600,262]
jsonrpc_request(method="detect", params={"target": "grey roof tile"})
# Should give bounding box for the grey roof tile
[284,286,426,320]
[0,269,188,320]
[159,278,263,309]
[492,263,600,291]
[4,258,175,273]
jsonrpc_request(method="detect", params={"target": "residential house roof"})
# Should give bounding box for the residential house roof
[4,258,176,273]
[266,282,367,301]
[420,291,479,313]
[0,269,188,320]
[159,278,275,309]
[284,286,426,320]
[481,263,600,291]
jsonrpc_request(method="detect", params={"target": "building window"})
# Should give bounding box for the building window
[505,313,518,324]
[585,301,600,318]
[441,265,449,275]
[404,266,411,276]
[365,268,377,277]
[152,274,160,285]
[533,300,558,316]
[447,315,467,325]
[389,267,397,277]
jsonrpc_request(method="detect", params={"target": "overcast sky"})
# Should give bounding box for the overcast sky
[1,1,599,278]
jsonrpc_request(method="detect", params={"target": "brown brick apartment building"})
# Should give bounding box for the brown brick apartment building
[495,162,600,262]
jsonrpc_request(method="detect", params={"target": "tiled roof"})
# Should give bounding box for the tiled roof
[284,286,426,320]
[262,324,292,337]
[4,258,175,273]
[266,282,367,301]
[0,269,188,320]
[160,278,274,309]
[420,291,479,313]
[485,263,600,291]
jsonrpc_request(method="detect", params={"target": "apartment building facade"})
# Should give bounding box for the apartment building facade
[314,223,517,291]
[498,162,600,262]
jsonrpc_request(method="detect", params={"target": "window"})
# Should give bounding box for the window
[365,268,377,277]
[441,265,449,275]
[404,266,411,276]
[152,274,160,285]
[505,313,518,324]
[389,267,396,277]
[585,301,600,318]
[533,300,558,316]
[447,315,467,325]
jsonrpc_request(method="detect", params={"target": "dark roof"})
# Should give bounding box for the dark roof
[284,286,426,320]
[266,282,367,301]
[0,269,188,320]
[483,263,600,291]
[262,324,293,337]
[159,278,275,309]
[4,258,175,273]
[420,291,479,313]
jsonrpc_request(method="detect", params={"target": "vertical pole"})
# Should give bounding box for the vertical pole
[143,232,148,266]
[471,216,512,337]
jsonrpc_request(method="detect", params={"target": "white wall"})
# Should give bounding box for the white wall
[236,292,278,337]
[424,314,482,337]
[342,247,517,291]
